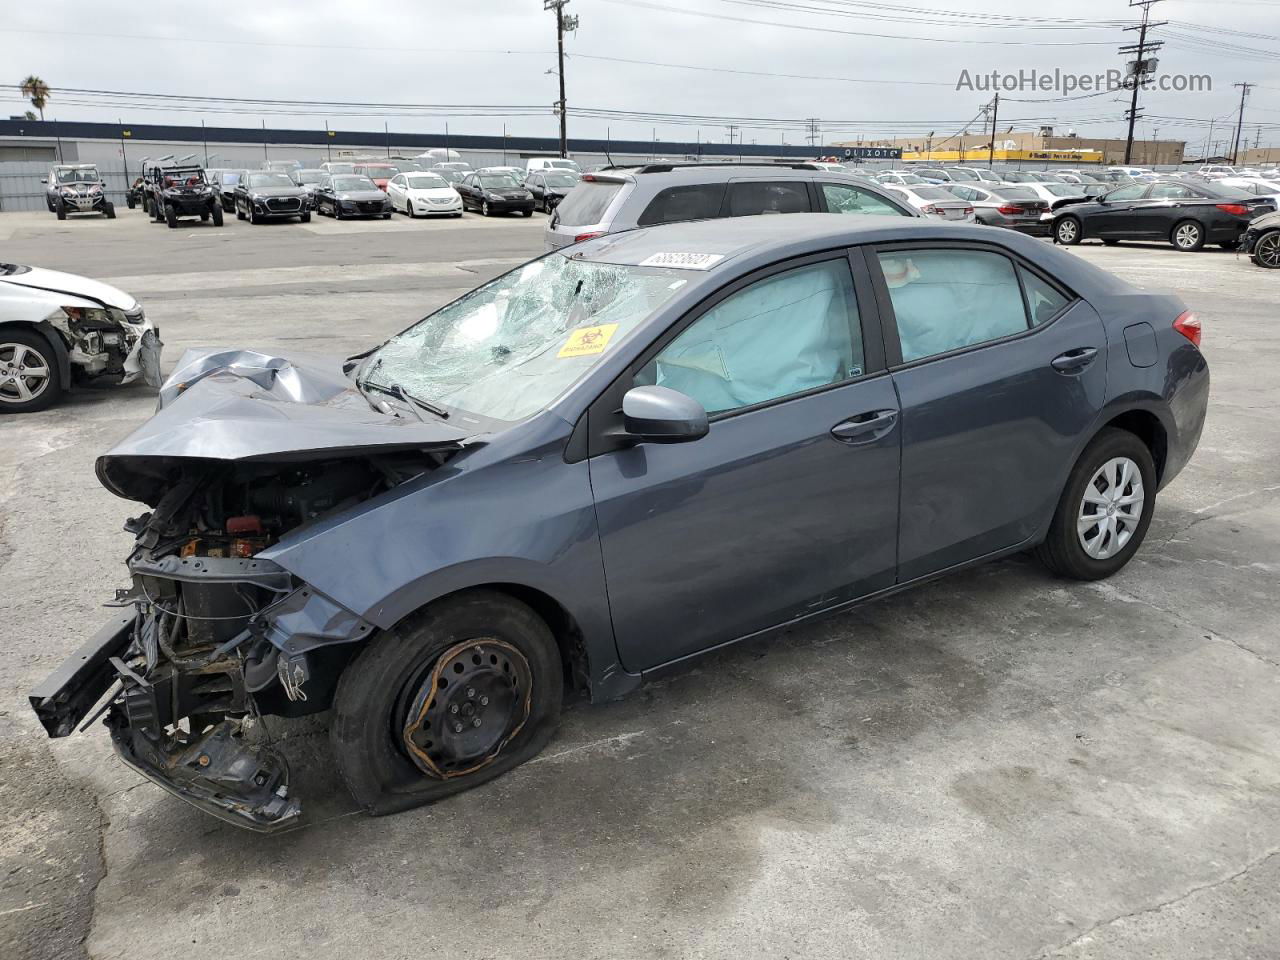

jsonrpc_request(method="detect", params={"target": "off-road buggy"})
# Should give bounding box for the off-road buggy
[43,164,115,220]
[143,163,224,228]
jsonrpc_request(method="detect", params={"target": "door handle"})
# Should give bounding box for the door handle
[831,409,898,443]
[1051,347,1099,373]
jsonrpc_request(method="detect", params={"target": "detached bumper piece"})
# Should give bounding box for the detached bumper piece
[110,715,301,832]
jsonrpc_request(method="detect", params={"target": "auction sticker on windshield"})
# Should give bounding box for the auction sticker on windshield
[638,252,725,270]
[558,323,620,358]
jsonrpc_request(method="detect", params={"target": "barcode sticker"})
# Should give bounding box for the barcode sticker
[639,252,726,270]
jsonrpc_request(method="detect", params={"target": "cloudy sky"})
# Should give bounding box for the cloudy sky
[2,0,1277,151]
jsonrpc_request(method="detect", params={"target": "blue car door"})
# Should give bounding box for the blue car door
[586,252,901,674]
[867,242,1108,581]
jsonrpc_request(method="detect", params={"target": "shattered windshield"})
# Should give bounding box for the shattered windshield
[363,255,687,422]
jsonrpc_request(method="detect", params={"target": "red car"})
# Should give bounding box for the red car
[354,163,400,192]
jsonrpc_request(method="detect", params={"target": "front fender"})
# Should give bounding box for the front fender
[258,413,637,700]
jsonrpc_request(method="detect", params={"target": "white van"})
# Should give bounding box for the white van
[526,157,582,175]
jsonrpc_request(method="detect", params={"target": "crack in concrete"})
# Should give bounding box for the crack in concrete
[1028,849,1280,958]
[1094,579,1280,670]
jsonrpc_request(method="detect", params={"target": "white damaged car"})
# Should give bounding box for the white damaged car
[0,263,162,413]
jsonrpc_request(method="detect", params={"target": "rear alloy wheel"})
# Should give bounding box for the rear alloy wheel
[1054,216,1081,245]
[1036,428,1155,580]
[0,333,61,413]
[1171,220,1205,252]
[331,589,563,815]
[1253,230,1280,269]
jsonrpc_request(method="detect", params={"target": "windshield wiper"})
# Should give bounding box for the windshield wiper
[361,380,450,420]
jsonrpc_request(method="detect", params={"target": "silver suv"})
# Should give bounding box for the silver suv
[543,162,918,250]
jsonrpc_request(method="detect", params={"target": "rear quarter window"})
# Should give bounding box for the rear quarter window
[637,184,728,226]
[555,181,624,227]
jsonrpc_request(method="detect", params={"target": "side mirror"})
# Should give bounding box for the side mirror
[621,385,708,444]
[40,178,48,184]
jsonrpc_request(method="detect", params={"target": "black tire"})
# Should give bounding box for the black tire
[249,206,261,225]
[452,212,462,218]
[335,205,345,220]
[300,211,311,223]
[1171,219,1205,252]
[331,589,563,816]
[211,204,224,227]
[0,329,63,414]
[543,198,552,214]
[165,203,177,228]
[46,196,55,213]
[200,211,209,222]
[126,194,135,209]
[1036,427,1157,581]
[151,198,164,223]
[55,199,67,221]
[382,212,392,220]
[481,201,490,217]
[236,201,246,221]
[522,209,534,218]
[104,201,116,219]
[1054,216,1081,246]
[1252,229,1280,269]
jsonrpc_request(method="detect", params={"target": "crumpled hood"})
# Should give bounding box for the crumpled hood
[0,265,136,311]
[96,348,473,503]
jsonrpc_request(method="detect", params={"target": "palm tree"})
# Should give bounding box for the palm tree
[19,75,50,121]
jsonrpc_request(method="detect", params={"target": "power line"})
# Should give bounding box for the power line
[1120,0,1166,165]
[595,0,1124,44]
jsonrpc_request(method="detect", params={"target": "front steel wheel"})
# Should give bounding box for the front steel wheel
[331,590,563,816]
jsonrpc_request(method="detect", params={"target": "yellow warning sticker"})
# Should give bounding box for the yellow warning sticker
[558,323,620,358]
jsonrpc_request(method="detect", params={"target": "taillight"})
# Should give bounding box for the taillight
[921,205,938,215]
[573,231,604,243]
[1216,203,1249,216]
[582,174,597,181]
[1173,310,1201,347]
[997,204,1024,215]
[963,206,974,215]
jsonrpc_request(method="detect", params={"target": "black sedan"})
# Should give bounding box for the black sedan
[1052,179,1277,251]
[233,171,311,224]
[525,171,580,214]
[312,175,394,220]
[456,172,536,217]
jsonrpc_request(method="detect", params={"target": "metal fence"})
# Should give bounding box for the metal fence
[0,162,133,213]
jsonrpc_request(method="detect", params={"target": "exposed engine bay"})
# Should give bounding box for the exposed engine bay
[31,451,447,831]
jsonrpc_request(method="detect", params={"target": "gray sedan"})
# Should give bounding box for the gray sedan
[29,214,1208,832]
[944,184,1052,235]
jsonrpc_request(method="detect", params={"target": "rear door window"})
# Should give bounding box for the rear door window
[820,183,909,216]
[637,184,728,226]
[876,249,1031,363]
[555,180,624,226]
[725,181,811,217]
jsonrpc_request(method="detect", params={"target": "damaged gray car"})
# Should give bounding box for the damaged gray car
[29,215,1208,831]
[0,263,162,412]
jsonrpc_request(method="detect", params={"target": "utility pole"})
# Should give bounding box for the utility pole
[545,0,578,159]
[988,93,999,167]
[1230,82,1254,165]
[1120,0,1166,165]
